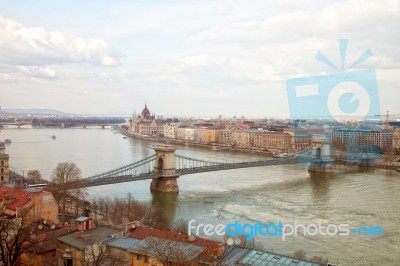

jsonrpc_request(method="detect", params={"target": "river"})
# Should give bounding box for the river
[1,127,399,265]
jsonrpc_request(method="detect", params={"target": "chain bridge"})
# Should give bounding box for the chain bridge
[71,141,380,193]
[70,140,382,193]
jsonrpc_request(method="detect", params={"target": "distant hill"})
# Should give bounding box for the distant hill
[83,111,132,118]
[1,108,130,117]
[3,108,72,116]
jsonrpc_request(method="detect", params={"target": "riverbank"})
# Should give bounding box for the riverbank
[116,127,400,170]
[116,127,274,156]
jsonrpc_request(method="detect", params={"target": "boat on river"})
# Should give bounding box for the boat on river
[273,153,293,159]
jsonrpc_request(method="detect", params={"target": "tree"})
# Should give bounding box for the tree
[141,206,169,230]
[49,162,83,219]
[0,209,42,266]
[71,188,88,216]
[173,219,189,234]
[83,242,129,266]
[293,249,306,259]
[126,192,133,220]
[27,170,42,184]
[84,243,107,266]
[139,234,201,266]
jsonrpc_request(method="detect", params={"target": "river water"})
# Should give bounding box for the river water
[1,127,399,265]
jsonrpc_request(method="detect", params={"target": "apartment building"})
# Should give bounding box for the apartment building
[163,123,178,139]
[253,131,293,151]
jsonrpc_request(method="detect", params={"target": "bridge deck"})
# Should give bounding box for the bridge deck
[75,157,309,188]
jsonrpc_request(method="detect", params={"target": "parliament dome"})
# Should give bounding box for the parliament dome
[141,104,151,118]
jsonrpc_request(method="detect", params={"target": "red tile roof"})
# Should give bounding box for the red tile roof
[0,186,33,211]
[129,226,220,248]
[129,226,225,262]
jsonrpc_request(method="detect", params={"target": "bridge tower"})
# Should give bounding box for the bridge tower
[150,145,179,193]
[308,139,334,173]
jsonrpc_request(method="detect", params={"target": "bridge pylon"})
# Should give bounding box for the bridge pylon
[308,139,334,173]
[150,145,179,193]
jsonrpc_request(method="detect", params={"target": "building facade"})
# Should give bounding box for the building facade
[253,131,293,152]
[332,128,394,153]
[163,123,178,139]
[0,151,10,184]
[204,129,219,143]
[129,104,164,136]
[218,129,232,144]
[393,128,400,151]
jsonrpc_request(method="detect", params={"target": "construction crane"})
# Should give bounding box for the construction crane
[375,111,400,129]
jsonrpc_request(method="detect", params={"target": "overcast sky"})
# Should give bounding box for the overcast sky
[1,0,399,118]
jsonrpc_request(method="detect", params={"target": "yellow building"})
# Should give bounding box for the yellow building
[204,128,219,143]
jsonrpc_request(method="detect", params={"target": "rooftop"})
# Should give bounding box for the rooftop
[0,185,32,211]
[222,246,322,266]
[57,226,122,250]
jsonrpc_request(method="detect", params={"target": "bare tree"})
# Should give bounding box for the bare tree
[103,197,111,219]
[83,242,129,266]
[91,198,98,219]
[0,209,42,266]
[97,197,105,216]
[141,206,169,230]
[27,170,42,184]
[49,162,83,219]
[139,234,201,266]
[310,256,328,264]
[293,249,306,259]
[83,243,108,266]
[173,219,189,234]
[126,192,133,220]
[71,188,88,216]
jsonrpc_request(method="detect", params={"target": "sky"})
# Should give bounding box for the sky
[1,0,399,118]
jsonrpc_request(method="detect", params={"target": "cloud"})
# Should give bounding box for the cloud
[0,17,122,67]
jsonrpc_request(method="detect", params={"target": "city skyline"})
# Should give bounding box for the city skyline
[1,0,399,117]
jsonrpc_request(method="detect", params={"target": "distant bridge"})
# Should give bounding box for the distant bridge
[68,141,380,193]
[0,122,119,129]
